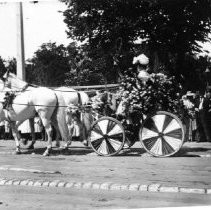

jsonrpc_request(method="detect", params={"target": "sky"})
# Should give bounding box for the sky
[0,0,70,60]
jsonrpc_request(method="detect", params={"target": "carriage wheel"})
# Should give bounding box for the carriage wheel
[89,117,125,156]
[139,111,185,157]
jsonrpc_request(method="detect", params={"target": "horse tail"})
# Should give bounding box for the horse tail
[52,91,69,143]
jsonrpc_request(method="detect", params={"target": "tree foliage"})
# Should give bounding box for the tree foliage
[0,56,6,78]
[62,0,211,87]
[28,42,70,86]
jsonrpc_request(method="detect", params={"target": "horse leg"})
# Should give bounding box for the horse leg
[41,118,53,156]
[81,112,93,146]
[52,123,61,148]
[10,121,21,154]
[27,118,36,149]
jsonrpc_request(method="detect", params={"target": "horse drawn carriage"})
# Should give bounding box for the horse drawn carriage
[0,67,186,157]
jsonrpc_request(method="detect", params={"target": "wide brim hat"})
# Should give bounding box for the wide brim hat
[132,54,149,65]
[186,91,195,96]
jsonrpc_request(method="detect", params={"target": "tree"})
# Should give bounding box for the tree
[6,58,17,74]
[28,42,70,86]
[65,42,109,86]
[0,56,6,77]
[62,0,211,86]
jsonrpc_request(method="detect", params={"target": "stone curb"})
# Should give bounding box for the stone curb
[0,177,210,195]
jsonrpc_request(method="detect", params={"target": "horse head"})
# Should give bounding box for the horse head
[2,71,28,91]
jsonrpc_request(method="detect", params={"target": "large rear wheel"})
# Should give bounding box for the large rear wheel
[139,111,185,157]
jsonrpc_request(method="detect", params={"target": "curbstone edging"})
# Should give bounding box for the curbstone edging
[13,180,21,186]
[82,182,93,189]
[110,183,122,191]
[73,182,83,189]
[179,187,206,194]
[58,182,67,188]
[0,177,210,195]
[128,183,140,191]
[65,182,74,188]
[42,181,50,187]
[148,184,161,192]
[139,184,148,192]
[0,179,7,186]
[20,180,31,186]
[49,180,60,187]
[100,182,112,190]
[159,186,179,193]
[120,184,129,191]
[92,183,101,190]
[5,179,13,186]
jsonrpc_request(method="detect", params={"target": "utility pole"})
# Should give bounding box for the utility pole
[16,2,25,81]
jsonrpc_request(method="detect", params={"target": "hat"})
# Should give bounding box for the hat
[132,54,149,65]
[186,91,195,96]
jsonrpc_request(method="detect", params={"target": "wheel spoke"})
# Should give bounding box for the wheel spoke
[108,133,123,142]
[153,115,166,132]
[107,138,122,152]
[142,136,160,150]
[163,135,182,151]
[91,137,105,150]
[107,124,123,137]
[162,115,173,132]
[161,137,175,155]
[165,128,183,139]
[106,120,117,134]
[141,127,159,140]
[97,140,108,155]
[150,138,163,155]
[90,130,104,142]
[98,120,109,135]
[163,119,181,134]
[92,124,104,136]
[144,118,159,133]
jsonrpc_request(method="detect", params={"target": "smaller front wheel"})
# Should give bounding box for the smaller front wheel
[88,117,125,156]
[139,111,185,157]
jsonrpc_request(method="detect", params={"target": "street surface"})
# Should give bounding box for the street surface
[0,139,211,209]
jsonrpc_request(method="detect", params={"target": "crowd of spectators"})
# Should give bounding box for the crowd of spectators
[187,87,211,142]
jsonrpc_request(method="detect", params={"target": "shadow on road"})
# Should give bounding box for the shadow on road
[4,143,211,158]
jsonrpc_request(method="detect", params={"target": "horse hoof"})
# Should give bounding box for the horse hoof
[21,138,28,145]
[61,147,69,155]
[55,142,60,148]
[43,151,50,156]
[43,148,51,156]
[27,144,34,150]
[14,150,21,155]
[83,140,89,147]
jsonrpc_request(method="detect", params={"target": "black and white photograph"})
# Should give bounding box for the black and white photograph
[0,0,211,209]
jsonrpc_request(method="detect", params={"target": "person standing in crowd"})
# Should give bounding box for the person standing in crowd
[0,120,5,139]
[196,88,211,142]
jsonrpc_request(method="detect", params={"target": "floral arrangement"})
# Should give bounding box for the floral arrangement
[181,92,198,118]
[119,71,184,118]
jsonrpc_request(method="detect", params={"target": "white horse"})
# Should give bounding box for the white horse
[1,73,69,156]
[54,86,92,145]
[2,72,92,148]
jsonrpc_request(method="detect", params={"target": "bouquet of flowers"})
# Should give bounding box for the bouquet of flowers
[119,71,184,118]
[181,92,197,118]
